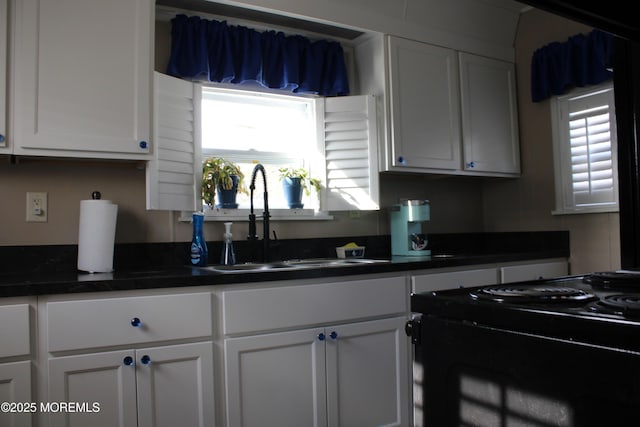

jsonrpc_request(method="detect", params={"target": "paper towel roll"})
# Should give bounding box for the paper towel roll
[77,199,118,273]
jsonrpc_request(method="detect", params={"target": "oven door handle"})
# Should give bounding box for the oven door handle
[405,316,422,345]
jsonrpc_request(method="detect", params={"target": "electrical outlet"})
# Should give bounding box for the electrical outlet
[26,192,48,222]
[348,211,361,219]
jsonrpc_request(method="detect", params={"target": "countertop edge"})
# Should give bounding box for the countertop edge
[0,251,569,298]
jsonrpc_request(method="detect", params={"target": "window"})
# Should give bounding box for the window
[200,86,321,212]
[551,82,618,214]
[147,72,380,217]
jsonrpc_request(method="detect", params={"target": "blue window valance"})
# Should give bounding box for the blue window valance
[166,14,350,97]
[531,29,613,102]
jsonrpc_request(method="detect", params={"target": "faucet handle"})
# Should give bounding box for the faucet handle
[247,213,258,240]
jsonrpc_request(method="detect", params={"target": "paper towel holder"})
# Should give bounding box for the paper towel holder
[77,191,118,273]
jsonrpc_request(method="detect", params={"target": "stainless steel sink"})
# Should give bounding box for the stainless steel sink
[202,263,296,273]
[201,258,390,273]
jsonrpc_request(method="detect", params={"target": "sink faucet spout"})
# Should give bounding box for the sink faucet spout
[248,164,270,262]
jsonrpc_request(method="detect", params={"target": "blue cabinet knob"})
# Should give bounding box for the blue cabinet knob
[140,355,151,365]
[139,141,148,149]
[466,161,476,168]
[131,317,142,327]
[123,356,134,366]
[329,331,338,340]
[318,332,326,341]
[0,134,5,143]
[397,156,406,165]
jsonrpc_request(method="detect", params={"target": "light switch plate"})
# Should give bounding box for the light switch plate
[26,192,48,222]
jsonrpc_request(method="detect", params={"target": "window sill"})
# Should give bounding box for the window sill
[180,208,334,222]
[552,206,619,215]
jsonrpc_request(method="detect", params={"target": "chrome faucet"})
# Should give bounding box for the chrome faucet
[248,164,271,262]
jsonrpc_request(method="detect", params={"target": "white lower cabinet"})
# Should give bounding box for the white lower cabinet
[412,267,498,293]
[225,317,407,427]
[0,300,34,427]
[412,259,570,293]
[221,275,410,427]
[47,342,213,427]
[0,361,32,427]
[40,291,215,427]
[225,328,326,427]
[325,317,407,427]
[500,260,569,283]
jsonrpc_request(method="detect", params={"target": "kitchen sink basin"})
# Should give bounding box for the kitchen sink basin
[201,258,390,273]
[206,263,293,272]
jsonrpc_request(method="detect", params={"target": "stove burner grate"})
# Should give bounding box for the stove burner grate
[583,271,640,290]
[470,284,597,304]
[590,294,640,318]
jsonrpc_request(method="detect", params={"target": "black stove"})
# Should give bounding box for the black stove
[469,283,598,304]
[411,272,640,349]
[409,272,640,426]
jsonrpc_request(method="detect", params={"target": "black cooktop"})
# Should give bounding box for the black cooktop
[410,272,640,352]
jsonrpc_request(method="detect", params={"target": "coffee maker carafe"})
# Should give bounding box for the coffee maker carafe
[390,200,430,256]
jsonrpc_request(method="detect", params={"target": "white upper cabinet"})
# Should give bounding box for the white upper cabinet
[386,36,462,171]
[12,0,153,159]
[0,0,6,151]
[381,35,520,177]
[459,52,520,175]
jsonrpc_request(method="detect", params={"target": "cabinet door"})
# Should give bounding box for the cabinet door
[224,329,327,427]
[412,267,499,293]
[459,53,520,175]
[0,0,6,150]
[12,0,152,159]
[136,342,214,427]
[387,36,461,170]
[326,317,409,427]
[500,260,568,283]
[47,350,137,427]
[0,361,32,427]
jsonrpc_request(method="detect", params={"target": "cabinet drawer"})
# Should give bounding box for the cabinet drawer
[222,276,407,335]
[0,304,31,358]
[500,260,568,283]
[47,292,212,352]
[412,268,498,293]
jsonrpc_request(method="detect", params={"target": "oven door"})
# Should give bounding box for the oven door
[416,315,640,426]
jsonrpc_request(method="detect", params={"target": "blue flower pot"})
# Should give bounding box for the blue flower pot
[215,175,240,209]
[282,177,304,209]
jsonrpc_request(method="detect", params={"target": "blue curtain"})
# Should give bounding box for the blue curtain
[166,14,350,96]
[531,29,613,102]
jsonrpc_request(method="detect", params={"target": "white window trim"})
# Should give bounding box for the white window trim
[550,82,619,215]
[147,72,379,220]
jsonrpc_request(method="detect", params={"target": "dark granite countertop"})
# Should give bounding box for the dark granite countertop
[0,232,570,298]
[0,251,569,298]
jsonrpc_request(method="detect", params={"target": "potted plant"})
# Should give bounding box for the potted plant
[278,167,321,209]
[202,157,245,208]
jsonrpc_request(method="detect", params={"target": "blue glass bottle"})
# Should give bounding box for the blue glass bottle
[190,212,208,266]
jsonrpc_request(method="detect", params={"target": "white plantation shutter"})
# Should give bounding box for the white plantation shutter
[570,108,614,204]
[320,95,379,211]
[552,83,618,213]
[146,72,200,211]
[145,75,379,213]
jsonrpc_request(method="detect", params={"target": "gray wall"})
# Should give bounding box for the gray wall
[482,8,621,274]
[0,5,621,277]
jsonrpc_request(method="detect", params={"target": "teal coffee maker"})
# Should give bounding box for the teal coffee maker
[390,200,431,256]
